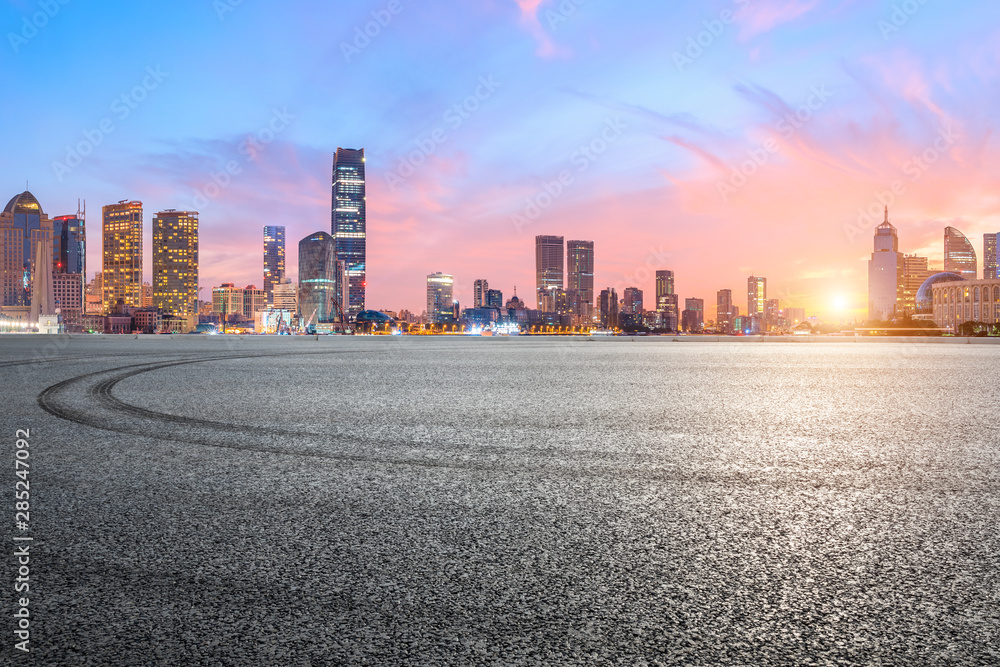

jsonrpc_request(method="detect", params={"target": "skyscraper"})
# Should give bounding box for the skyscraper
[298,232,347,325]
[52,206,85,276]
[331,148,366,318]
[426,272,454,323]
[153,210,199,329]
[0,191,53,316]
[655,270,678,331]
[867,209,903,321]
[716,289,734,334]
[599,288,619,329]
[486,289,503,309]
[102,200,143,313]
[944,226,977,280]
[901,255,931,315]
[747,275,767,320]
[473,279,489,308]
[535,235,564,310]
[984,233,998,280]
[263,225,286,305]
[681,298,704,332]
[623,287,643,314]
[655,270,674,309]
[567,240,594,319]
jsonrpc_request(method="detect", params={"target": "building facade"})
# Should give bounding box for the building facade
[152,210,199,329]
[716,289,734,334]
[931,279,1000,330]
[984,233,998,280]
[623,287,643,315]
[332,148,366,318]
[263,225,286,305]
[867,211,902,321]
[682,297,704,332]
[567,240,594,320]
[535,235,564,310]
[299,231,347,325]
[426,272,455,323]
[599,288,619,329]
[473,279,489,308]
[1,191,53,317]
[944,226,977,280]
[102,200,143,313]
[747,275,767,321]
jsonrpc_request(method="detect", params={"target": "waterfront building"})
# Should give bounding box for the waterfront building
[53,272,84,332]
[473,279,489,308]
[930,278,1000,330]
[655,270,678,330]
[747,275,767,321]
[901,255,931,315]
[867,209,902,321]
[243,285,266,321]
[944,226,977,280]
[535,235,564,310]
[716,289,734,334]
[427,272,454,324]
[682,297,704,332]
[52,209,85,276]
[153,210,199,330]
[272,279,297,312]
[212,283,245,325]
[332,148,367,318]
[567,240,594,319]
[102,200,143,313]
[263,225,286,305]
[1,191,53,318]
[599,288,619,329]
[486,289,503,309]
[299,232,348,325]
[623,287,643,315]
[984,233,998,280]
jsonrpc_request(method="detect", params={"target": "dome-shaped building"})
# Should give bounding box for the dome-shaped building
[915,272,964,316]
[1,191,52,311]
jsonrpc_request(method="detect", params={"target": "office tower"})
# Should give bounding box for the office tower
[272,279,297,312]
[681,297,704,333]
[426,272,454,323]
[944,226,977,280]
[1,191,53,315]
[152,210,199,328]
[52,272,84,330]
[212,283,244,324]
[242,285,266,320]
[599,288,619,329]
[655,270,674,309]
[984,233,998,280]
[473,279,489,308]
[867,209,903,321]
[331,147,366,318]
[901,255,931,315]
[747,275,767,320]
[102,200,143,313]
[764,298,781,329]
[623,287,643,314]
[486,289,503,309]
[716,289,734,334]
[567,240,595,318]
[784,307,806,326]
[535,235,564,310]
[52,206,85,276]
[299,232,347,325]
[263,225,286,305]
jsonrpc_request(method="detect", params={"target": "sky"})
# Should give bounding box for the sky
[2,0,999,320]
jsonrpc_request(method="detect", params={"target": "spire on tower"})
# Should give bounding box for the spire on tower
[884,206,889,224]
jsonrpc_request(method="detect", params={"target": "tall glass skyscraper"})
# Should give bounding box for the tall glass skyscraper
[102,201,143,313]
[944,226,977,280]
[1,191,53,312]
[52,209,85,276]
[332,148,366,318]
[535,235,564,310]
[263,225,286,305]
[747,275,767,319]
[567,240,594,318]
[426,272,454,323]
[153,210,199,327]
[298,232,347,325]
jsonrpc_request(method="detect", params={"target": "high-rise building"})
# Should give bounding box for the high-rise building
[655,270,674,309]
[52,207,85,276]
[486,289,503,309]
[473,279,489,308]
[944,226,977,280]
[242,285,266,321]
[681,298,704,333]
[427,272,454,323]
[716,289,734,334]
[299,232,347,325]
[747,275,767,320]
[764,298,781,329]
[152,210,199,329]
[599,288,619,329]
[212,283,244,324]
[535,235,564,310]
[901,255,931,315]
[867,209,903,321]
[567,240,594,319]
[263,225,286,305]
[784,307,806,326]
[1,191,53,316]
[623,287,643,314]
[272,279,297,312]
[53,272,84,331]
[984,233,998,280]
[331,148,366,318]
[654,270,677,330]
[102,200,143,313]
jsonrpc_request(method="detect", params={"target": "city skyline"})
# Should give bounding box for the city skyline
[3,2,999,319]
